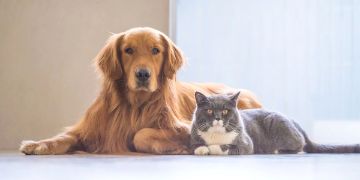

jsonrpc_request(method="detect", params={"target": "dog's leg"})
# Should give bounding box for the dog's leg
[19,131,78,155]
[133,128,190,155]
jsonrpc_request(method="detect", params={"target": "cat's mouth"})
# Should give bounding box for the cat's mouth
[212,120,224,127]
[210,120,225,132]
[209,125,226,133]
[212,124,223,128]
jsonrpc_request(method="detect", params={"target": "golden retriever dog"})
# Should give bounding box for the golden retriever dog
[20,27,262,155]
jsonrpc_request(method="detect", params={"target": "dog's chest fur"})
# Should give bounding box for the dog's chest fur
[197,127,238,145]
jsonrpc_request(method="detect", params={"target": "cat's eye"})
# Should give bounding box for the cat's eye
[222,109,228,115]
[152,47,160,55]
[207,109,213,114]
[125,47,134,55]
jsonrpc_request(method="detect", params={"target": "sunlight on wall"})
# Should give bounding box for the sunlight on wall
[175,0,360,140]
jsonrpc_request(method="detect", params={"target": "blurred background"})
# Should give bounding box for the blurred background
[0,0,169,150]
[0,0,359,150]
[175,0,360,144]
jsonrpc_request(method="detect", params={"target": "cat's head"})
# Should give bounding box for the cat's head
[193,91,241,132]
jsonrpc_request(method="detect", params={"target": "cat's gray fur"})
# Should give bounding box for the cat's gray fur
[190,91,360,155]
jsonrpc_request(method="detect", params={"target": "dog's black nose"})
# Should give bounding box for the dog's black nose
[215,117,221,120]
[136,69,151,82]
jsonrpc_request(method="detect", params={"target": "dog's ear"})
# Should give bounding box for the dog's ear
[161,34,184,79]
[95,33,124,80]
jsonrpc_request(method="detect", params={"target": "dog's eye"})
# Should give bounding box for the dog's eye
[222,110,228,115]
[125,48,134,55]
[152,47,160,55]
[207,109,213,114]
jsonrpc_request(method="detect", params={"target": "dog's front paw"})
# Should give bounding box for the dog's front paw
[194,146,210,155]
[20,140,53,155]
[163,145,191,155]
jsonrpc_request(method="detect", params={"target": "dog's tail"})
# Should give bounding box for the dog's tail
[293,121,360,153]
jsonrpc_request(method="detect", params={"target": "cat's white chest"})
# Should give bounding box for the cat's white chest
[198,127,238,145]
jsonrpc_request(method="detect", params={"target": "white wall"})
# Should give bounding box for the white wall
[0,0,169,150]
[176,0,360,143]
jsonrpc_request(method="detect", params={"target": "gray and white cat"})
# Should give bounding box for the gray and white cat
[190,91,360,155]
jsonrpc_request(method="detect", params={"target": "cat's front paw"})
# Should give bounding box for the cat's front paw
[208,145,228,155]
[194,146,210,155]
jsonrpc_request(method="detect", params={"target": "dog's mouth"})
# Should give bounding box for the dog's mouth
[136,87,150,91]
[135,82,150,91]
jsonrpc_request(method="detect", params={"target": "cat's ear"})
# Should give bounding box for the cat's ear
[229,91,241,106]
[195,91,209,106]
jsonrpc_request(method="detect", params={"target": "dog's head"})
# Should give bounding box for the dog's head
[95,27,184,92]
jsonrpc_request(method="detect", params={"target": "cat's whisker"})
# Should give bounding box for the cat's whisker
[197,123,210,131]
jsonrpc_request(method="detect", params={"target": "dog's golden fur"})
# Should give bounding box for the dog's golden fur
[20,27,262,155]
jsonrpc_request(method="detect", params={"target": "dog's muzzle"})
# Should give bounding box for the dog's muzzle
[135,68,151,88]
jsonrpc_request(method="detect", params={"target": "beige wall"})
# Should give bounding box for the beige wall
[0,0,169,150]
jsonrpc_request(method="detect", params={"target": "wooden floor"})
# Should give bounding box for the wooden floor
[1,152,359,180]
